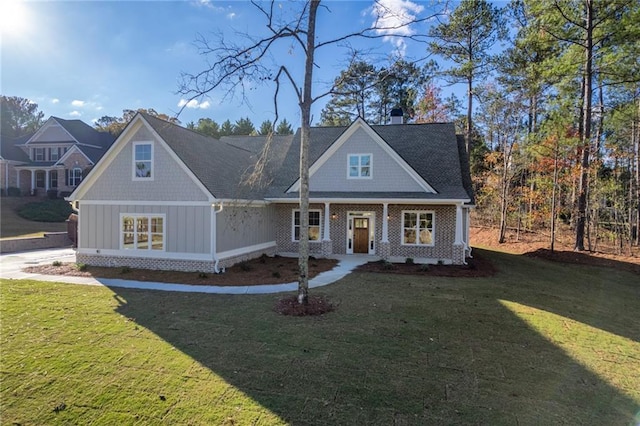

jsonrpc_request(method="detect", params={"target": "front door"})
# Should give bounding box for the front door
[353,218,369,254]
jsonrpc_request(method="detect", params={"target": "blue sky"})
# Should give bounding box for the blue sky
[1,0,463,128]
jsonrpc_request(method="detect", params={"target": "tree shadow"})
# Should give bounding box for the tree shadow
[108,249,639,424]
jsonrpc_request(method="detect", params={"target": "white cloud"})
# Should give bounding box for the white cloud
[194,0,226,13]
[71,99,85,107]
[51,98,60,104]
[370,0,424,56]
[227,12,236,20]
[69,111,82,117]
[178,99,211,109]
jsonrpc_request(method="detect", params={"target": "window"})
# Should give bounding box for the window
[35,171,45,188]
[133,142,153,179]
[348,154,372,178]
[402,211,434,246]
[34,148,45,161]
[68,167,83,186]
[292,210,321,242]
[50,148,59,161]
[50,171,58,188]
[122,215,164,251]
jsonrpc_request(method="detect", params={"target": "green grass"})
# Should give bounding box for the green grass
[0,197,67,238]
[1,249,639,425]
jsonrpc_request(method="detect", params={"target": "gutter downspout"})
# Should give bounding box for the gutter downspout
[212,201,224,273]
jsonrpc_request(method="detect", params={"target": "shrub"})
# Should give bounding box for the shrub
[17,199,72,222]
[419,264,430,272]
[7,187,21,197]
[52,260,62,267]
[239,261,252,272]
[197,271,208,279]
[437,260,444,265]
[272,271,281,278]
[47,189,58,199]
[259,253,269,264]
[120,266,131,274]
[405,257,414,264]
[381,260,397,271]
[75,263,87,272]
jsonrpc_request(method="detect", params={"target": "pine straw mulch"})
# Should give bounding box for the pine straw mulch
[355,250,496,277]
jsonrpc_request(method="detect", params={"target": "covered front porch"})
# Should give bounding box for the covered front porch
[14,166,79,197]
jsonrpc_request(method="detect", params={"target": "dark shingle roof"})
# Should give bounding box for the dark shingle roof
[141,113,273,199]
[54,117,115,149]
[0,133,31,162]
[267,122,473,202]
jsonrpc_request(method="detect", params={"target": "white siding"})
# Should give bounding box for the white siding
[309,127,425,192]
[82,125,209,201]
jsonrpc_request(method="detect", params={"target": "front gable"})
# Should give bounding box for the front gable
[71,115,213,203]
[287,118,436,194]
[26,117,77,144]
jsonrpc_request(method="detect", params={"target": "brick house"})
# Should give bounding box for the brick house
[69,112,474,272]
[0,117,115,197]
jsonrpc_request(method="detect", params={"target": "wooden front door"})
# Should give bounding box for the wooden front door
[353,218,369,254]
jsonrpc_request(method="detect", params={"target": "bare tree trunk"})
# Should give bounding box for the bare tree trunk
[551,141,559,252]
[575,0,593,251]
[498,148,509,244]
[297,0,320,305]
[466,76,473,154]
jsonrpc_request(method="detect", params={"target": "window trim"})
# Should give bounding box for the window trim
[120,213,166,252]
[291,209,322,243]
[35,171,46,188]
[401,210,435,247]
[34,147,45,162]
[347,153,372,179]
[69,167,83,187]
[132,141,154,181]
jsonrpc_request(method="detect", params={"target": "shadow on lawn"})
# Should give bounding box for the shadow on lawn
[109,249,639,424]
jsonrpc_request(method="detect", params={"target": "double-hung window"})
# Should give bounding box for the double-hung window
[402,211,434,246]
[50,148,60,162]
[348,154,372,178]
[121,214,165,251]
[69,167,83,186]
[34,148,45,162]
[133,142,153,179]
[292,210,321,242]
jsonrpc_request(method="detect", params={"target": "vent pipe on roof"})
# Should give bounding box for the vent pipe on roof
[390,108,403,125]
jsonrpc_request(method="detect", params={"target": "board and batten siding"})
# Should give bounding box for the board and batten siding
[216,205,276,253]
[82,124,209,202]
[79,203,212,255]
[309,127,425,193]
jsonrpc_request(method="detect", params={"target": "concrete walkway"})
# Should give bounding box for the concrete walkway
[0,248,370,294]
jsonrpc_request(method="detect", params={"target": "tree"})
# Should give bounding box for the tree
[194,118,221,138]
[275,118,294,135]
[233,117,256,135]
[0,95,45,137]
[428,0,507,153]
[220,120,234,137]
[178,0,442,305]
[414,83,449,123]
[95,108,180,136]
[259,120,273,135]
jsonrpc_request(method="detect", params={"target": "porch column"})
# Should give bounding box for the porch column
[45,170,50,191]
[16,169,20,190]
[381,203,389,243]
[323,202,331,241]
[30,170,35,194]
[454,203,464,245]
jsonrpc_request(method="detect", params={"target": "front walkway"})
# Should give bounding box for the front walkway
[0,249,371,294]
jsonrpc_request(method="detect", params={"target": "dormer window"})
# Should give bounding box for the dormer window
[133,142,153,180]
[348,154,372,179]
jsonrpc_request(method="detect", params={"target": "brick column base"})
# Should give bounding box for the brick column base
[321,240,333,257]
[378,241,390,260]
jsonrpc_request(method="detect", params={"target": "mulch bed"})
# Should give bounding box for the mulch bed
[524,248,640,275]
[355,251,496,277]
[274,295,334,316]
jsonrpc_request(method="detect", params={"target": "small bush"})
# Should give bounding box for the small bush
[7,187,21,197]
[120,266,131,274]
[239,261,252,272]
[52,260,62,267]
[381,260,397,271]
[197,271,208,279]
[419,264,430,272]
[75,263,87,272]
[17,199,73,222]
[437,260,444,266]
[405,257,414,264]
[47,189,58,199]
[259,254,268,264]
[272,271,281,278]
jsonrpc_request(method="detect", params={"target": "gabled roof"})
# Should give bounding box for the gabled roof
[266,120,473,202]
[24,117,114,149]
[0,133,31,162]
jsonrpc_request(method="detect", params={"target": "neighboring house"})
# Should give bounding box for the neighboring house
[0,117,115,196]
[69,112,474,272]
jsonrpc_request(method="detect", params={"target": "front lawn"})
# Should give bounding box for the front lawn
[1,249,639,425]
[0,197,68,239]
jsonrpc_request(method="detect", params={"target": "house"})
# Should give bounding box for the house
[69,112,474,272]
[0,117,115,197]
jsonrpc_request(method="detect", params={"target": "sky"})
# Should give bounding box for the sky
[1,0,461,128]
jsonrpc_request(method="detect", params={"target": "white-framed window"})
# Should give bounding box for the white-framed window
[133,142,153,180]
[402,211,435,246]
[348,154,372,178]
[50,147,60,162]
[69,167,83,186]
[292,209,321,242]
[34,148,45,162]
[50,171,58,188]
[121,214,165,251]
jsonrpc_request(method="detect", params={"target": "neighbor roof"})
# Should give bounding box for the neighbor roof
[0,133,31,162]
[53,117,115,149]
